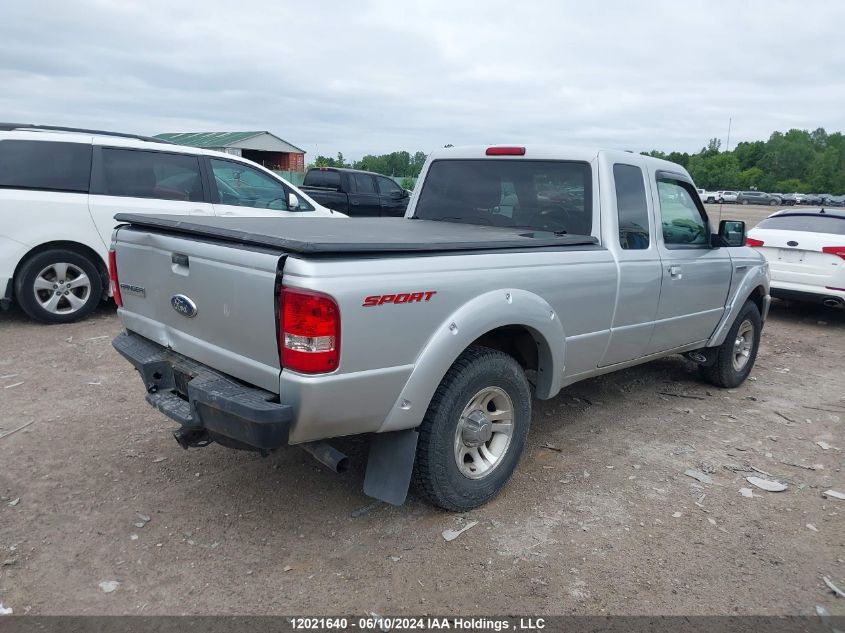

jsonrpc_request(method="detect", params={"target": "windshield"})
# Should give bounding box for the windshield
[414,159,592,235]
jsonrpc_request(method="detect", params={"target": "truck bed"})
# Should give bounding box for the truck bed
[113,214,599,255]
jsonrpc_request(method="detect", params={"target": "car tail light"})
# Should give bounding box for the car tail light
[280,287,340,374]
[486,146,526,156]
[108,249,123,307]
[746,238,765,247]
[822,246,845,260]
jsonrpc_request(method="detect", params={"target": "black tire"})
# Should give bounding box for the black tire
[412,345,531,511]
[741,199,749,205]
[698,300,761,388]
[14,249,103,324]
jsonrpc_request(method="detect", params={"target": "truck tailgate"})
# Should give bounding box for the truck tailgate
[114,226,282,393]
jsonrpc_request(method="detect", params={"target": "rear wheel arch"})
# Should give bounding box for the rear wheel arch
[14,241,109,299]
[470,324,556,395]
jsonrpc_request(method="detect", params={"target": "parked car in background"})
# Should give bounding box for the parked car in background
[736,191,780,206]
[825,195,845,207]
[697,188,718,203]
[801,193,823,205]
[747,208,845,308]
[0,124,340,324]
[301,167,410,217]
[778,193,798,206]
[719,191,739,203]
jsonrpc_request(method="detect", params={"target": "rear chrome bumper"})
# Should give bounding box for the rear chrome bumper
[113,330,293,451]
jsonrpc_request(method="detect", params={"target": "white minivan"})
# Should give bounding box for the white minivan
[0,124,341,323]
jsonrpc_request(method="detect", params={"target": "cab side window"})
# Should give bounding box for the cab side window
[352,173,376,194]
[376,176,402,196]
[656,177,709,247]
[613,164,650,250]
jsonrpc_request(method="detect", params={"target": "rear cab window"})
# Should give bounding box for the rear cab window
[756,214,845,235]
[94,148,203,201]
[613,164,650,249]
[414,159,593,236]
[0,140,92,192]
[304,169,341,189]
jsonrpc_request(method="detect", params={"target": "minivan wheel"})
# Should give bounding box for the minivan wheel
[15,249,103,324]
[741,199,749,205]
[412,345,531,511]
[698,300,762,388]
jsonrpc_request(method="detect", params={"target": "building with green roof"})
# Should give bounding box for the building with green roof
[154,131,306,172]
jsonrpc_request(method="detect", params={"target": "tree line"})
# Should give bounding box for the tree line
[643,128,845,194]
[310,151,428,177]
[309,128,845,195]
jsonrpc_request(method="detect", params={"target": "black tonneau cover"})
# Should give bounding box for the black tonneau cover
[114,214,599,255]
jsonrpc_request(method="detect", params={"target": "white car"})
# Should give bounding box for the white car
[0,124,342,323]
[719,191,739,203]
[747,208,845,308]
[697,188,718,203]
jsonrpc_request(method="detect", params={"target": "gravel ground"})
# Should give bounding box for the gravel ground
[0,205,843,616]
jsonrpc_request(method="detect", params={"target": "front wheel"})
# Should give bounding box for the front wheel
[741,200,749,205]
[698,300,762,388]
[412,346,531,511]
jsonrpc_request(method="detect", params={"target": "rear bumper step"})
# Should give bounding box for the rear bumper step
[112,331,292,451]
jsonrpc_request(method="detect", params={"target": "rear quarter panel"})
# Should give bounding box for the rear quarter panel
[281,247,617,441]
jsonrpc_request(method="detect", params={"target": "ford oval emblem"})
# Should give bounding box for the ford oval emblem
[171,294,198,318]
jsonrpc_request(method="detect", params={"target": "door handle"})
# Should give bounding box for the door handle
[735,264,749,271]
[351,200,360,206]
[668,265,683,279]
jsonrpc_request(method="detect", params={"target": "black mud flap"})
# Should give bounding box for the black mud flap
[363,429,419,506]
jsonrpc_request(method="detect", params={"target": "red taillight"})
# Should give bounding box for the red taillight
[822,246,845,260]
[108,249,123,307]
[280,287,340,374]
[746,238,765,247]
[486,146,526,156]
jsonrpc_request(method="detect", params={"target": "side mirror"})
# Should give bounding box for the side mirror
[714,219,746,247]
[288,192,300,209]
[390,190,404,200]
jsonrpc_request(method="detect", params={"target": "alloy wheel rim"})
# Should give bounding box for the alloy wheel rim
[732,319,754,371]
[33,262,91,315]
[454,386,515,479]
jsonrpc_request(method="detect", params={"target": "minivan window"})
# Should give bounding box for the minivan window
[613,164,650,250]
[209,159,313,211]
[0,140,92,193]
[657,177,709,247]
[756,214,845,235]
[98,148,203,201]
[415,159,592,235]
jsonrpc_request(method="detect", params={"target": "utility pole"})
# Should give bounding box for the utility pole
[726,117,732,152]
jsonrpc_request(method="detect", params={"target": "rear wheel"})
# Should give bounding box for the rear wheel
[741,199,749,205]
[412,346,531,511]
[15,249,103,323]
[698,300,761,388]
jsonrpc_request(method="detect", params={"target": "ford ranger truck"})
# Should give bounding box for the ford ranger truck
[110,146,770,511]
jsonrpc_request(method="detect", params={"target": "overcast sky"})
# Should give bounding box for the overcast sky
[2,0,844,160]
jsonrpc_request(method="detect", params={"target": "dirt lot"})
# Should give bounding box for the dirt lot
[1,205,843,616]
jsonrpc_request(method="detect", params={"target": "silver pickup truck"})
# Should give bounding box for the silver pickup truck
[110,146,770,511]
